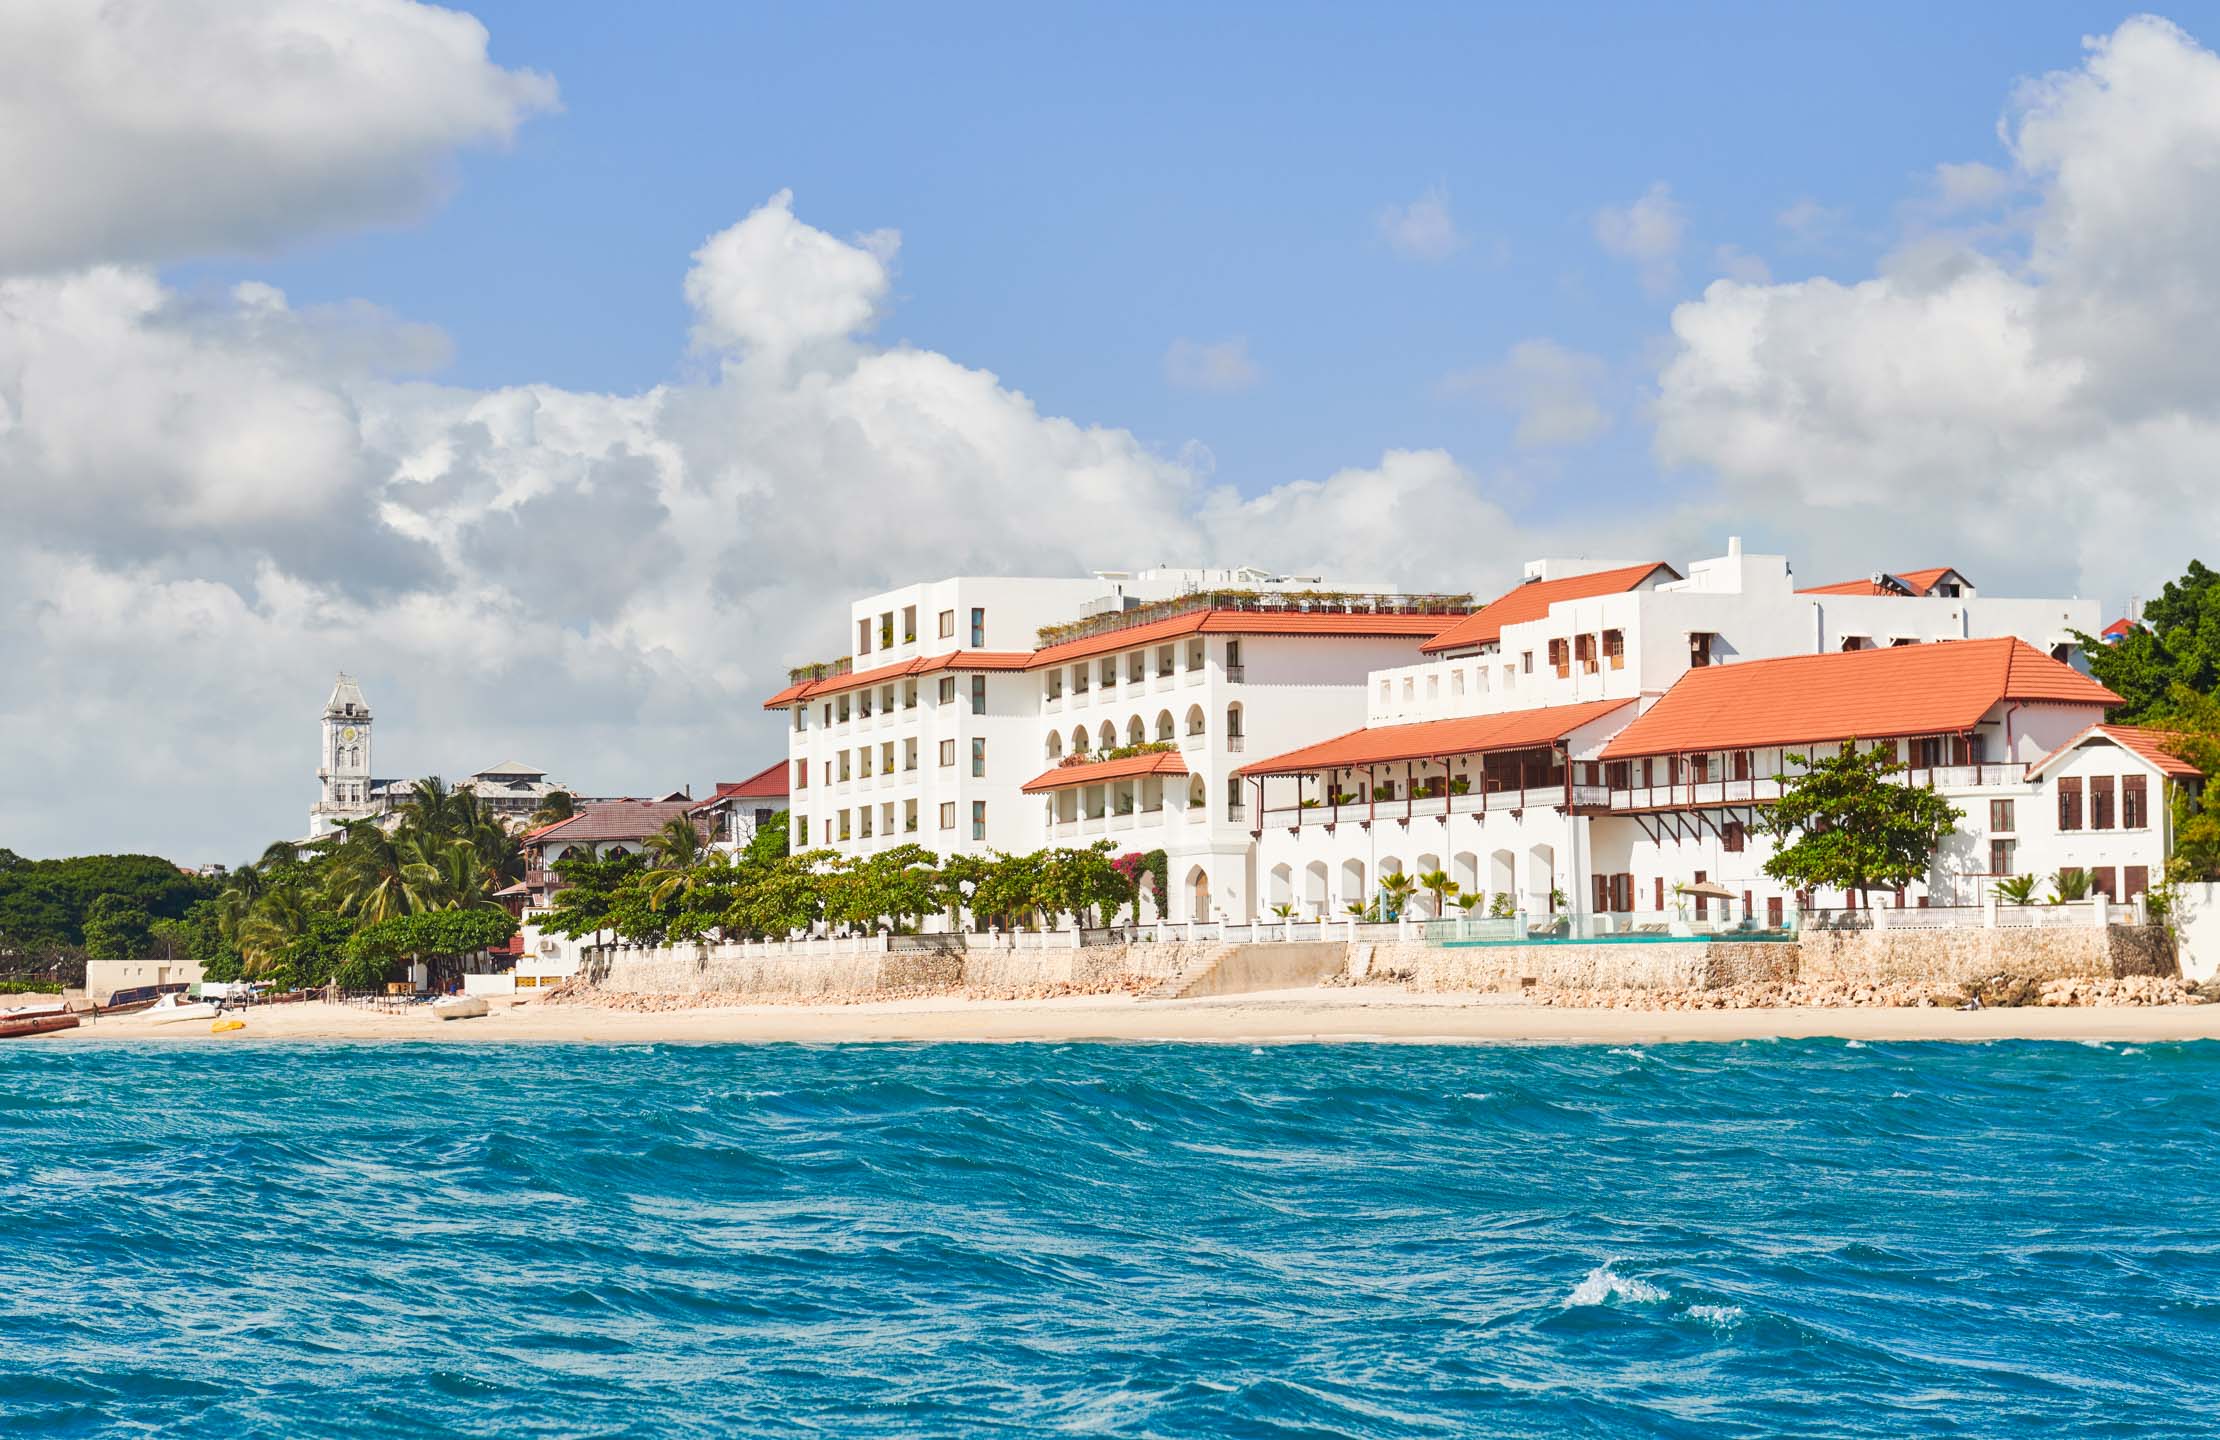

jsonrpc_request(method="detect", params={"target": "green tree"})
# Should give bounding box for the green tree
[1991,874,2040,906]
[744,810,791,863]
[529,790,577,829]
[644,816,708,870]
[1415,868,1458,920]
[1760,743,1963,902]
[2050,868,2092,904]
[2077,561,2220,722]
[539,853,647,940]
[1378,871,1417,919]
[81,894,153,959]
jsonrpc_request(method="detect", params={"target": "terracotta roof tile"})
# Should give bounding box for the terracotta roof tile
[1599,638,2119,759]
[703,760,789,801]
[1236,698,1636,776]
[1020,750,1190,793]
[1796,566,1965,597]
[523,800,704,846]
[1420,563,1678,655]
[761,650,1034,709]
[2029,724,2203,782]
[1030,609,1461,669]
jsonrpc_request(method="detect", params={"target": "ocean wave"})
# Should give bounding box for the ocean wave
[1563,1264,1667,1307]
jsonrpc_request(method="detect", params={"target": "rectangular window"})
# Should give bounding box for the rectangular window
[858,746,872,778]
[2124,774,2148,829]
[1603,629,1625,670]
[857,690,872,719]
[1159,645,1175,677]
[1605,760,1630,789]
[1689,633,1715,668]
[837,809,852,841]
[1224,639,1242,679]
[796,816,809,845]
[902,605,917,643]
[903,680,917,709]
[2126,865,2150,900]
[938,677,955,704]
[971,801,987,841]
[1379,680,1391,704]
[857,618,871,654]
[1989,838,2015,875]
[2091,775,2116,831]
[1452,669,1465,697]
[971,736,987,777]
[1128,651,1145,682]
[1402,677,1415,701]
[836,695,850,723]
[792,705,806,732]
[1692,870,1709,919]
[903,738,917,771]
[1989,799,2015,833]
[881,684,895,713]
[1074,665,1089,693]
[904,799,918,833]
[970,675,987,715]
[1767,896,1783,928]
[970,607,985,647]
[1723,820,1745,853]
[879,611,894,649]
[939,739,955,767]
[939,801,956,830]
[1099,657,1117,687]
[792,760,807,790]
[2058,776,2083,831]
[837,751,851,782]
[938,608,955,639]
[1611,873,1633,913]
[1187,639,1204,670]
[1548,636,1569,678]
[1226,776,1245,813]
[859,807,873,838]
[1521,651,1534,674]
[1655,877,1665,912]
[1046,671,1063,700]
[2092,867,2117,900]
[880,741,894,774]
[882,802,894,834]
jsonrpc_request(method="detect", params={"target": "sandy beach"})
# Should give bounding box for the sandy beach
[30,989,2220,1046]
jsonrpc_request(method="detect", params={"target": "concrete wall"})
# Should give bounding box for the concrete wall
[83,958,204,1006]
[2177,882,2220,983]
[1397,940,1797,993]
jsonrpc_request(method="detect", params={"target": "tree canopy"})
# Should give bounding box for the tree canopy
[2079,560,2220,723]
[1760,743,1963,899]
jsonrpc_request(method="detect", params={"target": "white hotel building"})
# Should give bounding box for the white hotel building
[767,544,2197,927]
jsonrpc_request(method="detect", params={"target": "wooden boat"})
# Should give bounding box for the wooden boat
[431,995,490,1021]
[0,1013,81,1039]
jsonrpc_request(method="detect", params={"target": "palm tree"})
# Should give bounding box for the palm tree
[2050,868,2092,904]
[256,840,301,873]
[425,838,505,912]
[327,823,439,923]
[1378,871,1418,920]
[529,790,577,828]
[1270,902,1296,920]
[1416,868,1457,919]
[1992,874,2039,906]
[1454,893,1482,916]
[645,816,707,870]
[396,775,460,840]
[237,884,316,977]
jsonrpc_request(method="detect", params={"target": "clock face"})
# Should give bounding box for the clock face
[340,726,359,742]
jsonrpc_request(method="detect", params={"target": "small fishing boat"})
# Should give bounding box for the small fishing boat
[431,995,489,1021]
[142,993,222,1025]
[0,1012,81,1039]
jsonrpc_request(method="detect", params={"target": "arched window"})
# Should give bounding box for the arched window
[1187,776,1207,808]
[1225,702,1244,739]
[1126,715,1146,746]
[1185,704,1206,736]
[1098,720,1117,753]
[1155,710,1175,742]
[1071,726,1090,754]
[1046,732,1063,761]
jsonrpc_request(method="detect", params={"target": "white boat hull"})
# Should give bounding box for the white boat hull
[432,996,489,1021]
[145,1002,221,1024]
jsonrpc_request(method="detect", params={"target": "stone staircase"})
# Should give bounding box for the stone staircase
[1139,941,1351,1001]
[1140,944,1240,1001]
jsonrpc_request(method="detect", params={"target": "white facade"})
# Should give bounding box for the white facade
[1369,541,2099,725]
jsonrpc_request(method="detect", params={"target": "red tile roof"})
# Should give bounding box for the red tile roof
[1236,698,1636,776]
[2029,724,2203,782]
[1419,563,1679,655]
[704,760,790,800]
[1020,750,1191,793]
[1029,609,1462,669]
[1796,566,1964,597]
[2100,617,2139,641]
[524,800,705,847]
[761,650,1033,709]
[1599,638,2119,759]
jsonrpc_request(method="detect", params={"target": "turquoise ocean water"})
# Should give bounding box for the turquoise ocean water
[5,1039,2217,1436]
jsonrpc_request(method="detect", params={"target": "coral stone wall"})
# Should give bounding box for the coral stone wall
[1798,925,2176,987]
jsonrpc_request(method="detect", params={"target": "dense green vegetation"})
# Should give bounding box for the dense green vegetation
[540,832,1161,946]
[0,851,216,960]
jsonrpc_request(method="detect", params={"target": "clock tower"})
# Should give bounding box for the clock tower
[310,672,379,837]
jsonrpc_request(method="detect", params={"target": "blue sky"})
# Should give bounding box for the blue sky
[172,2,2157,519]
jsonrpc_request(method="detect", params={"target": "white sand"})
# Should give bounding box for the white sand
[36,989,2220,1046]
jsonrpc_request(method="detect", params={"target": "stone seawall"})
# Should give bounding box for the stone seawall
[1797,925,2176,987]
[582,925,2179,1001]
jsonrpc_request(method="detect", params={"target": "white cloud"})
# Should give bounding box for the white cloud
[1438,340,1611,448]
[1654,15,2220,605]
[1927,161,2011,213]
[1,190,1543,858]
[1375,186,1464,261]
[1775,197,1845,246]
[1164,337,1261,392]
[0,0,556,272]
[1712,244,1773,284]
[1594,182,1687,296]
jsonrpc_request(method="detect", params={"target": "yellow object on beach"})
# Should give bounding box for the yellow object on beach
[210,1018,246,1034]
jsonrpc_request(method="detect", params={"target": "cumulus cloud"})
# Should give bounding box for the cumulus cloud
[1,188,1535,858]
[1437,340,1611,448]
[1375,186,1464,261]
[1653,14,2220,604]
[1163,337,1261,392]
[1594,182,1687,296]
[0,0,555,271]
